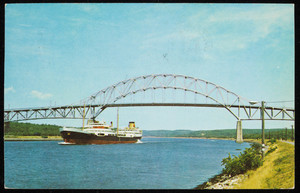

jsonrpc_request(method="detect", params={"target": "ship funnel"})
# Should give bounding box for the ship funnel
[129,122,135,129]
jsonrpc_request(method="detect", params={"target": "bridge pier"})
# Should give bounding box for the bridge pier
[236,120,243,143]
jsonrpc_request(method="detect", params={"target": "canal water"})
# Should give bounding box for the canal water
[4,137,250,189]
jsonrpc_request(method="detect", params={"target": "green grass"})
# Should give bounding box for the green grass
[234,141,294,189]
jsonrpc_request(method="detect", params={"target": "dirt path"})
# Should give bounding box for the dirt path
[281,140,294,145]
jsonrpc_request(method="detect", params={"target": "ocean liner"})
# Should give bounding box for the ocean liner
[59,120,142,145]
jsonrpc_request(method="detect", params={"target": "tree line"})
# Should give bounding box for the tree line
[143,128,295,140]
[4,122,61,137]
[4,122,295,140]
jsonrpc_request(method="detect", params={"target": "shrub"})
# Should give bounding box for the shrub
[34,132,41,136]
[266,146,277,155]
[221,144,263,176]
[250,142,262,152]
[269,138,277,144]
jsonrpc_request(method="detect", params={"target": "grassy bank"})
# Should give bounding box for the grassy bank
[233,141,294,189]
[195,140,294,189]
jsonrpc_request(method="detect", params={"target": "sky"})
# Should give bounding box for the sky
[4,3,295,130]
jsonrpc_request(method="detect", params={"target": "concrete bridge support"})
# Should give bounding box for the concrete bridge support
[236,120,243,143]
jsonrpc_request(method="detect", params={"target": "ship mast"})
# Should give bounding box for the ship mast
[82,103,85,130]
[117,107,119,136]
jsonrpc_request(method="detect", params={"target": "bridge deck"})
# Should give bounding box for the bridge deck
[4,103,294,122]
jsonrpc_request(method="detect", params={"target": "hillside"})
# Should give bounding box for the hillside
[4,122,294,140]
[4,122,61,137]
[143,129,294,140]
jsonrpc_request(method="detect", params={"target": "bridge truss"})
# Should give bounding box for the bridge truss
[4,74,295,122]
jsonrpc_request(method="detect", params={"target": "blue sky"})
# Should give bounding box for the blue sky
[5,3,294,130]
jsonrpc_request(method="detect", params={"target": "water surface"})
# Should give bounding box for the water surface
[4,137,250,189]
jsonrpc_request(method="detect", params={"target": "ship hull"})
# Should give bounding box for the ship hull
[60,130,141,145]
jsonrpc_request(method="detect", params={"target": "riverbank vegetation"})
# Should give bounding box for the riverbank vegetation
[195,142,263,189]
[195,140,294,189]
[4,122,294,141]
[234,141,294,189]
[4,122,61,137]
[221,143,263,176]
[144,129,294,140]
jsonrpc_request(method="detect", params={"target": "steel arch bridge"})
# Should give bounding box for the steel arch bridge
[4,74,295,123]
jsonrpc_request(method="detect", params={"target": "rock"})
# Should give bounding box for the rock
[201,173,250,189]
[221,175,228,181]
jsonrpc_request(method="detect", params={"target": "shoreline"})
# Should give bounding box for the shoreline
[145,136,261,144]
[143,136,236,141]
[4,136,238,141]
[4,138,63,141]
[194,140,296,189]
[4,136,257,142]
[4,136,63,141]
[193,139,260,189]
[194,172,249,189]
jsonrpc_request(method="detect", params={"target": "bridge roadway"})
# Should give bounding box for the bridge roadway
[4,102,295,122]
[3,74,295,144]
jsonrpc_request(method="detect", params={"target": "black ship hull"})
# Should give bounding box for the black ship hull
[60,130,142,145]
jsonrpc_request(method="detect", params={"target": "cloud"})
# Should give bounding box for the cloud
[80,4,100,13]
[193,5,293,51]
[5,87,15,94]
[31,90,53,99]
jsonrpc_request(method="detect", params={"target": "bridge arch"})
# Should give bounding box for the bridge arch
[82,74,250,119]
[4,73,295,143]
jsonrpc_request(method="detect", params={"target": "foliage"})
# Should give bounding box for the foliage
[250,142,262,152]
[5,122,294,140]
[143,128,294,140]
[266,146,277,155]
[221,143,263,176]
[4,122,61,136]
[269,138,277,144]
[234,141,294,189]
